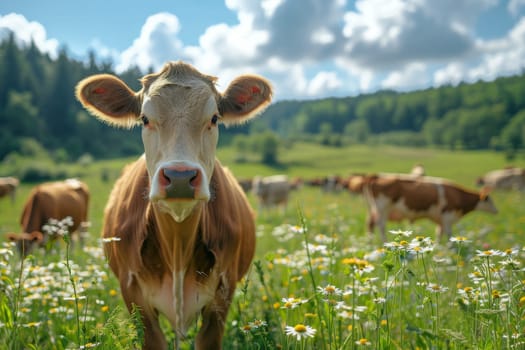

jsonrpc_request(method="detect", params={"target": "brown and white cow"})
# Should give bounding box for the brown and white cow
[7,179,90,256]
[476,167,525,191]
[252,174,291,213]
[352,174,498,241]
[0,176,19,203]
[76,61,272,350]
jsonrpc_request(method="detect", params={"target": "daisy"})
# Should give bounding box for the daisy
[425,283,449,294]
[285,324,316,341]
[317,284,343,297]
[355,338,372,346]
[476,249,503,257]
[450,236,471,243]
[281,297,307,309]
[389,229,413,237]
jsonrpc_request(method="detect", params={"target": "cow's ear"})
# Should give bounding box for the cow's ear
[76,74,142,128]
[219,75,272,125]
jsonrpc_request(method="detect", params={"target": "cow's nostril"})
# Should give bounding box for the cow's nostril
[161,168,198,199]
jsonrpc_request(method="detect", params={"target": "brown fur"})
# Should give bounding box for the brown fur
[103,156,255,349]
[8,179,89,256]
[359,174,496,241]
[76,61,271,349]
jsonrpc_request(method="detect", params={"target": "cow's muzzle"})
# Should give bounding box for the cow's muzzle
[160,167,200,199]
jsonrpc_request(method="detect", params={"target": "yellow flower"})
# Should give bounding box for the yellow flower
[101,305,109,312]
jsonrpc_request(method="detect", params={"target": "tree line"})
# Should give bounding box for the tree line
[1,31,524,167]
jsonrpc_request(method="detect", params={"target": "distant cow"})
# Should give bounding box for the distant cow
[252,175,291,213]
[7,179,90,256]
[476,167,525,191]
[76,61,271,349]
[0,177,19,203]
[410,163,425,177]
[354,174,497,241]
[305,175,346,193]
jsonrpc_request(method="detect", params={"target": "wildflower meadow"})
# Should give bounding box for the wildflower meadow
[0,146,524,349]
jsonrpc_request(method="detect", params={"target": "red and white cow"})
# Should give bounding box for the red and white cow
[350,174,498,241]
[6,179,90,256]
[0,176,19,203]
[76,61,272,350]
[476,167,525,191]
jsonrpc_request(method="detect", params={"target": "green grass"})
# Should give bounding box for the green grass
[0,144,524,349]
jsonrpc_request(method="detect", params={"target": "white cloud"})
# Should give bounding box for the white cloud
[433,17,525,86]
[469,17,525,81]
[116,13,185,73]
[0,13,59,59]
[341,0,480,70]
[2,0,524,100]
[381,63,429,90]
[307,71,343,96]
[433,62,467,86]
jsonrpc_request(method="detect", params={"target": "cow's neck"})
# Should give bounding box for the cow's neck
[151,202,206,340]
[152,202,204,274]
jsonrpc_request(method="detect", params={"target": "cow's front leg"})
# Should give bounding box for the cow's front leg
[120,278,167,350]
[195,281,233,350]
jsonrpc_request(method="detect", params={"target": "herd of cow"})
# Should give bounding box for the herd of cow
[1,61,524,349]
[241,164,523,241]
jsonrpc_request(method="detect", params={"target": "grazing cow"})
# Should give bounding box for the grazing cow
[75,61,272,350]
[321,175,346,193]
[304,175,346,193]
[252,175,291,212]
[476,167,525,191]
[6,179,90,256]
[354,174,497,241]
[0,176,19,203]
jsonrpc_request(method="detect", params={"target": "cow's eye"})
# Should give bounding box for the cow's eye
[141,115,150,126]
[211,114,219,126]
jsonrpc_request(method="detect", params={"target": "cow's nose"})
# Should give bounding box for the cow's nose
[161,167,199,199]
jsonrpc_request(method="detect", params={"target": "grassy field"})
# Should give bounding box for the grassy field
[1,144,525,349]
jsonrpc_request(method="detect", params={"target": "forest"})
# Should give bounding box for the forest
[1,30,525,166]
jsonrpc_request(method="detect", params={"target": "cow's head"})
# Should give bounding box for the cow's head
[6,231,44,257]
[478,187,498,214]
[76,61,272,222]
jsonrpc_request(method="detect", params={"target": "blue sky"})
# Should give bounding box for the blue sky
[1,0,524,100]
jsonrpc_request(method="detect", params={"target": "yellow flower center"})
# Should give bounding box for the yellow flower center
[294,324,307,333]
[359,338,369,344]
